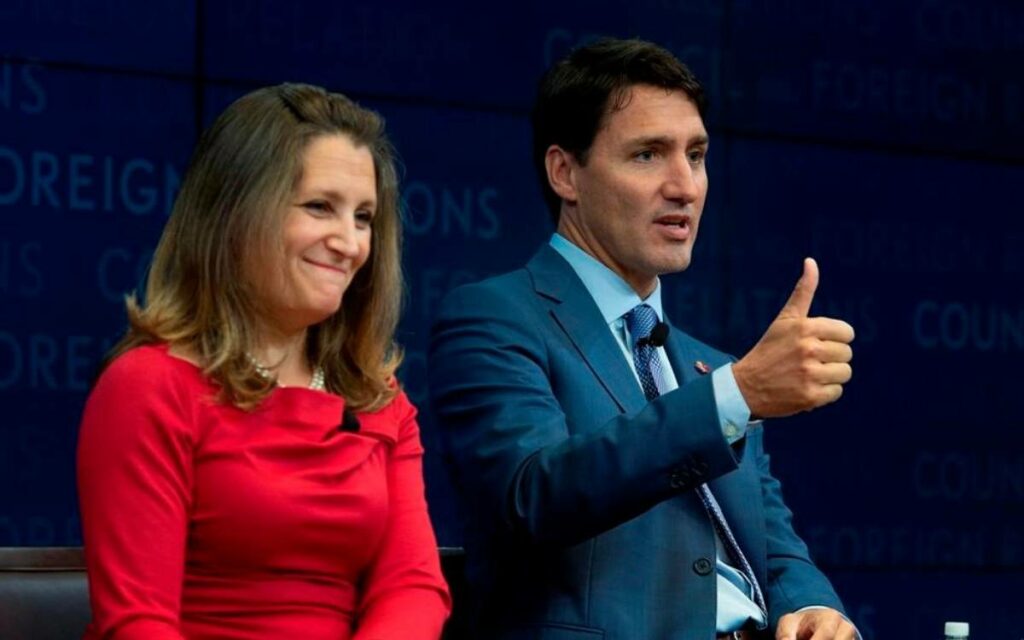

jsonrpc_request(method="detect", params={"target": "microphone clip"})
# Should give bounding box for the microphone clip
[637,322,670,348]
[339,407,361,433]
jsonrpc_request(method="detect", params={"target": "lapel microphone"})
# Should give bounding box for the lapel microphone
[339,407,361,433]
[638,322,670,348]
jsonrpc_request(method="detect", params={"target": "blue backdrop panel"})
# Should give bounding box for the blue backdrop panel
[204,0,558,108]
[202,0,724,112]
[0,0,195,74]
[0,65,194,545]
[725,0,1024,158]
[828,570,1021,638]
[722,137,1023,522]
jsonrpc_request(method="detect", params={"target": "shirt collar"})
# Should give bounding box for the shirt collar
[549,233,664,325]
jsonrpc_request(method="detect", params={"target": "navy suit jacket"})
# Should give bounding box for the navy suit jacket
[428,245,844,640]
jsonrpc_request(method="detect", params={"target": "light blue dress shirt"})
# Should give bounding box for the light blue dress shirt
[549,234,766,632]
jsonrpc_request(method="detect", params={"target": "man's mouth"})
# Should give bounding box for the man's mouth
[655,215,691,228]
[654,215,693,239]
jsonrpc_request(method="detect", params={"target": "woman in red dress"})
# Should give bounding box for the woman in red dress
[77,84,451,640]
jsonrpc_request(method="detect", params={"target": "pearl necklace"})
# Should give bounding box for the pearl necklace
[248,355,326,391]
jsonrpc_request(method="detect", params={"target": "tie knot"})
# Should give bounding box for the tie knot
[625,304,659,346]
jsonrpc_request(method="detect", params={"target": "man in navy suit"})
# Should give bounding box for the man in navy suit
[429,38,858,639]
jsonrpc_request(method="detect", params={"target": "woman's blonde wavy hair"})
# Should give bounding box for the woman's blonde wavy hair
[105,83,404,411]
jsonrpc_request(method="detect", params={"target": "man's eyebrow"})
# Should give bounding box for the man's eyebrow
[625,134,710,148]
[626,135,675,148]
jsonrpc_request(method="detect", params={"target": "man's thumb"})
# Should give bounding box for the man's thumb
[779,257,819,318]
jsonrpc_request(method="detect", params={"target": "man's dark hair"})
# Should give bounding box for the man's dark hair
[532,37,707,223]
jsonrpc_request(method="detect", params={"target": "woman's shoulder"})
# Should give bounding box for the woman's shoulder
[354,384,419,445]
[96,343,206,398]
[79,344,207,464]
[366,380,416,417]
[104,342,180,375]
[82,343,207,443]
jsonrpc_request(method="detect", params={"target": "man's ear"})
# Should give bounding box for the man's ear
[545,145,578,205]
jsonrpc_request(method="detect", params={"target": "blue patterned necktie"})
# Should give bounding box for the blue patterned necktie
[624,303,768,617]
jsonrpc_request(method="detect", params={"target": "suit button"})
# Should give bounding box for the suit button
[669,469,688,489]
[692,557,713,576]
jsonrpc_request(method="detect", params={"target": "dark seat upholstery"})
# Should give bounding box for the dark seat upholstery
[0,546,468,639]
[439,547,469,640]
[0,546,90,640]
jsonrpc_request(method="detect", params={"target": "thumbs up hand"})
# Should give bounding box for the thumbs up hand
[732,258,855,419]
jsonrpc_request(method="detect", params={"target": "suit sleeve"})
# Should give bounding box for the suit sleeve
[428,282,741,547]
[353,391,452,640]
[750,426,846,627]
[77,352,193,640]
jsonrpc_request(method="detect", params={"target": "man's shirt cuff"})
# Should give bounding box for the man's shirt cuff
[711,363,751,444]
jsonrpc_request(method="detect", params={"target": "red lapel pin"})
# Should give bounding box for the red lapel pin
[694,360,711,375]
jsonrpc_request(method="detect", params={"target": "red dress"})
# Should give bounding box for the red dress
[77,344,451,639]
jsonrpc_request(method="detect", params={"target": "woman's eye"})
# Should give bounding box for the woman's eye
[356,210,375,226]
[303,201,331,214]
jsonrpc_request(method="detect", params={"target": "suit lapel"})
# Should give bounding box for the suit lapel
[527,246,647,416]
[664,324,700,388]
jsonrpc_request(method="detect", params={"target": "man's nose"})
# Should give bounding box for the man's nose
[661,156,701,203]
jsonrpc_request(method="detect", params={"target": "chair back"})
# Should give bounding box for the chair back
[439,547,469,640]
[0,546,90,640]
